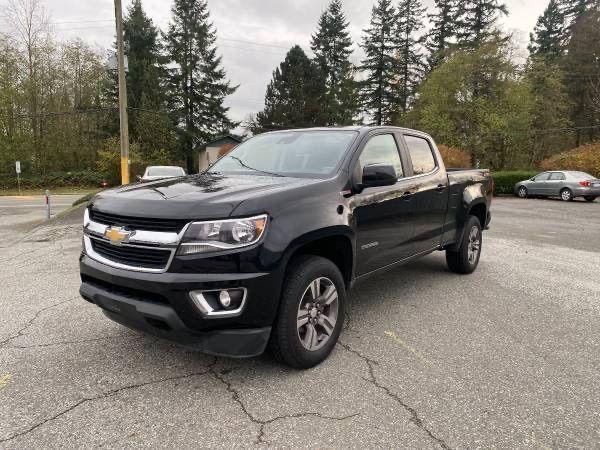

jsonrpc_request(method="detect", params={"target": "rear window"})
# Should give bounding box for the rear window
[147,167,184,176]
[404,135,436,175]
[569,171,594,180]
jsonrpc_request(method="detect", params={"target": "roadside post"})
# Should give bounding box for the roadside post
[15,161,21,194]
[45,189,51,220]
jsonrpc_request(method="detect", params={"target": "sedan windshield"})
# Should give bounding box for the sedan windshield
[146,167,184,177]
[210,131,358,177]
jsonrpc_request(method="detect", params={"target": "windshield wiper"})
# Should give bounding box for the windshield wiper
[227,155,284,177]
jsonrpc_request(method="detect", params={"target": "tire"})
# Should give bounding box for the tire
[517,186,528,198]
[446,216,482,275]
[560,188,573,201]
[584,196,597,202]
[269,255,346,369]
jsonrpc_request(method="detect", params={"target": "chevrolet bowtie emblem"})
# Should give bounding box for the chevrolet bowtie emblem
[104,226,133,245]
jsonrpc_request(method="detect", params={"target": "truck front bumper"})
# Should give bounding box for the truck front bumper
[79,254,282,358]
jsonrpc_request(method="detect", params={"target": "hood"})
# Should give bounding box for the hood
[92,172,320,220]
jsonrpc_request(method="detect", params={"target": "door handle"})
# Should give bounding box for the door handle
[400,191,413,200]
[436,184,446,192]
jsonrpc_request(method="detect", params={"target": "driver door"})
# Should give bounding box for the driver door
[529,172,551,195]
[352,133,416,276]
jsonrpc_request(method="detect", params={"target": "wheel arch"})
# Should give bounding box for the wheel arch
[282,227,355,290]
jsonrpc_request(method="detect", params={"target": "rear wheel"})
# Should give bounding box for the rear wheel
[560,188,573,201]
[269,255,345,369]
[446,216,482,274]
[584,196,597,202]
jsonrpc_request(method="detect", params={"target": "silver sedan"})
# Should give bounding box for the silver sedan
[514,171,600,202]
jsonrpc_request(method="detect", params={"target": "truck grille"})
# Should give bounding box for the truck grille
[90,209,187,233]
[91,239,172,270]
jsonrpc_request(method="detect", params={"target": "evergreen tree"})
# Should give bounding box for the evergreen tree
[561,0,597,29]
[251,45,325,133]
[165,0,237,171]
[360,0,400,125]
[395,0,427,117]
[426,0,460,70]
[456,0,508,48]
[528,0,566,60]
[310,0,358,125]
[124,0,164,111]
[562,8,600,145]
[524,56,571,166]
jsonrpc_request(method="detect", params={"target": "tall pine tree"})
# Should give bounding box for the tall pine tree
[165,0,237,171]
[124,0,164,111]
[251,45,325,133]
[426,0,460,70]
[360,0,400,125]
[310,0,358,125]
[395,0,427,117]
[456,0,508,48]
[562,7,600,145]
[528,0,566,60]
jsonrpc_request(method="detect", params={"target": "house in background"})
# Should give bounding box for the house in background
[199,135,243,171]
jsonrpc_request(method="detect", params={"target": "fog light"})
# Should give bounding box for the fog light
[219,290,231,308]
[189,288,247,317]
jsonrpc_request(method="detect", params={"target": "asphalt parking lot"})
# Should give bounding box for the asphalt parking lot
[1,197,599,448]
[0,194,83,246]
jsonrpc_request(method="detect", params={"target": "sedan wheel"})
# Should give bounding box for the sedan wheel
[560,188,573,201]
[517,186,527,198]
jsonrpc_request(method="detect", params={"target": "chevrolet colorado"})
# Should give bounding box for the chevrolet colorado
[79,127,492,368]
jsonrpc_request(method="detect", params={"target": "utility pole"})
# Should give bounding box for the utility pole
[114,0,130,184]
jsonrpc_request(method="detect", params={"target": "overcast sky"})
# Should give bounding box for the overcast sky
[4,0,548,123]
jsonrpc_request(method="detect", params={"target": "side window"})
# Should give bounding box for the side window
[404,135,436,175]
[549,172,565,180]
[358,134,403,178]
[535,173,551,181]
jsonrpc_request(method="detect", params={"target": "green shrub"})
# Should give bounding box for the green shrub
[0,170,104,190]
[492,170,539,195]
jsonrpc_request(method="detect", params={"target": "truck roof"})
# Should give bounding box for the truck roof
[263,126,432,139]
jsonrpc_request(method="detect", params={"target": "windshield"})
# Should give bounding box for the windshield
[210,130,358,177]
[146,167,184,177]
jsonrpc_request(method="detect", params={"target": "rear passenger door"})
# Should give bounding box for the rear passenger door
[400,134,448,254]
[547,172,565,196]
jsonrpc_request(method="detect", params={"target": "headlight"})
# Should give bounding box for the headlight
[83,208,90,228]
[178,214,268,255]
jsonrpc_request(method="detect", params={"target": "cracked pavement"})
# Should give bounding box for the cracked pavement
[1,197,600,448]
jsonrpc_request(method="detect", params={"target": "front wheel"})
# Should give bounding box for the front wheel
[560,188,573,201]
[584,196,597,202]
[269,255,346,369]
[517,186,528,198]
[446,216,482,274]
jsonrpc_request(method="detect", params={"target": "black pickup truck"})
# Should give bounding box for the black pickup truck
[80,127,492,368]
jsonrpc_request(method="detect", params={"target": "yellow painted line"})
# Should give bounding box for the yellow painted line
[0,373,12,390]
[384,331,432,365]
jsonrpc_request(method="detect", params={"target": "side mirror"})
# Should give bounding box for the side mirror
[361,164,397,188]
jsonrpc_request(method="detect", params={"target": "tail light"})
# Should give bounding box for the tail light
[579,180,591,187]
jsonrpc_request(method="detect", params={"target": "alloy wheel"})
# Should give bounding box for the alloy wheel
[296,277,339,351]
[518,187,527,198]
[561,190,571,201]
[467,226,481,265]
